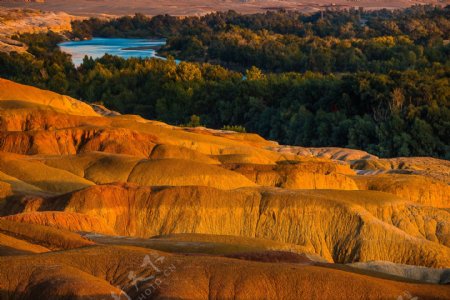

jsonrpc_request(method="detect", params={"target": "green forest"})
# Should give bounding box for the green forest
[0,6,449,158]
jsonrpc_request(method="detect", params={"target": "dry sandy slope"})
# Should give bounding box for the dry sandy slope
[348,260,450,284]
[353,173,450,208]
[0,7,76,34]
[0,77,449,297]
[0,0,445,17]
[0,8,80,54]
[83,232,323,260]
[0,241,448,300]
[353,156,450,184]
[0,78,99,116]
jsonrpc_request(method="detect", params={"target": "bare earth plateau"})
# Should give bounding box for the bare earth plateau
[0,0,449,16]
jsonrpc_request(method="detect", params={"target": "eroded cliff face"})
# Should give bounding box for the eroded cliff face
[7,183,449,268]
[353,174,450,208]
[223,161,358,190]
[0,78,449,298]
[2,211,116,235]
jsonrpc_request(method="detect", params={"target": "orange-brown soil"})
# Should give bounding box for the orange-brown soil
[0,0,445,17]
[0,77,449,299]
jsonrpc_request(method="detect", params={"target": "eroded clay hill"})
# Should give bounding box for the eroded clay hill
[0,8,79,54]
[0,78,449,299]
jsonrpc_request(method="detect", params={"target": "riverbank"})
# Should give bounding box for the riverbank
[58,37,167,66]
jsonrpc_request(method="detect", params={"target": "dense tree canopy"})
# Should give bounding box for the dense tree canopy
[0,6,449,159]
[71,6,450,73]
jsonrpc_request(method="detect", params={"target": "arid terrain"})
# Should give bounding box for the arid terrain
[0,77,449,299]
[0,0,448,16]
[0,8,79,53]
[0,1,448,297]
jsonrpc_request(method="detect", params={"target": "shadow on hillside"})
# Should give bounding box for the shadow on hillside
[0,289,127,300]
[0,245,38,256]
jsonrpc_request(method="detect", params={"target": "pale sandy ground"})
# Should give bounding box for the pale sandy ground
[0,7,83,52]
[0,8,79,34]
[0,0,447,17]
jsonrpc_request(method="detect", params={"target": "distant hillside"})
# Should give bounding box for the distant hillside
[0,7,79,53]
[0,0,446,16]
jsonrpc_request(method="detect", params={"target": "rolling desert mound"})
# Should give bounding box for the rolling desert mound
[0,0,446,17]
[0,77,449,299]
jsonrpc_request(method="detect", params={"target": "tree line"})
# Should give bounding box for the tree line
[0,7,448,159]
[70,6,450,73]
